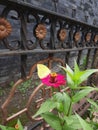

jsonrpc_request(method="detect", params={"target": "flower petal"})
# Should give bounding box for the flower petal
[41,74,66,88]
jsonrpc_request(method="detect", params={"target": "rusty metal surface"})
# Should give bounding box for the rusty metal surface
[1,56,65,126]
[0,0,98,78]
[0,0,98,51]
[0,0,98,129]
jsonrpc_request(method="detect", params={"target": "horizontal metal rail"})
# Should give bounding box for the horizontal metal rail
[0,1,98,129]
[0,47,97,56]
[0,0,98,54]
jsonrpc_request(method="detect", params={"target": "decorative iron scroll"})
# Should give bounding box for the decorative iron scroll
[1,56,65,125]
[0,0,98,51]
[0,18,12,39]
[0,1,98,129]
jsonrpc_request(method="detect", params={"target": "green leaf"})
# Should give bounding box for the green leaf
[0,120,23,130]
[64,115,82,129]
[73,71,86,84]
[79,69,98,84]
[0,125,15,130]
[0,125,7,130]
[74,60,80,74]
[75,113,93,130]
[65,64,74,82]
[72,87,97,103]
[87,98,98,109]
[7,128,15,130]
[41,112,62,130]
[73,61,85,83]
[17,119,24,130]
[56,102,64,112]
[53,92,64,102]
[60,62,98,89]
[63,125,76,130]
[33,99,57,118]
[73,63,98,86]
[60,64,73,75]
[62,93,71,115]
[66,73,75,88]
[60,65,74,88]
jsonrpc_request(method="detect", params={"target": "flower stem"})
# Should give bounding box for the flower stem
[67,101,72,116]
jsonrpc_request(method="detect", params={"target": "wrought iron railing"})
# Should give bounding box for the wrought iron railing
[0,0,98,76]
[0,0,98,128]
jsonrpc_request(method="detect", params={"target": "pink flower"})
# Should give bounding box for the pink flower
[41,72,66,88]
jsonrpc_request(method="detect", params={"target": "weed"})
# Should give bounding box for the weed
[18,79,32,94]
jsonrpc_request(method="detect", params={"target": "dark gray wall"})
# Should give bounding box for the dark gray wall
[0,0,98,86]
[26,0,98,26]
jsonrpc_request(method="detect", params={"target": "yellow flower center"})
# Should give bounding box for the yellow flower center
[50,72,57,83]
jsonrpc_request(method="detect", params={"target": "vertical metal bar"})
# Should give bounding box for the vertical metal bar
[21,54,27,79]
[65,52,70,65]
[85,49,91,69]
[50,18,56,49]
[77,50,82,66]
[20,12,27,49]
[91,49,97,68]
[69,27,74,48]
[20,11,27,78]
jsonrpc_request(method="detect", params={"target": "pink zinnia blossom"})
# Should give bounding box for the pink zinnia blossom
[41,72,66,88]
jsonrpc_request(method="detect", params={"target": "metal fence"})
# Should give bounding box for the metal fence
[0,0,98,129]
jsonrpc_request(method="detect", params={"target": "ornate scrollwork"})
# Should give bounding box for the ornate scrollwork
[35,24,47,40]
[74,32,81,42]
[58,29,66,41]
[0,0,97,51]
[85,33,91,42]
[0,18,12,40]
